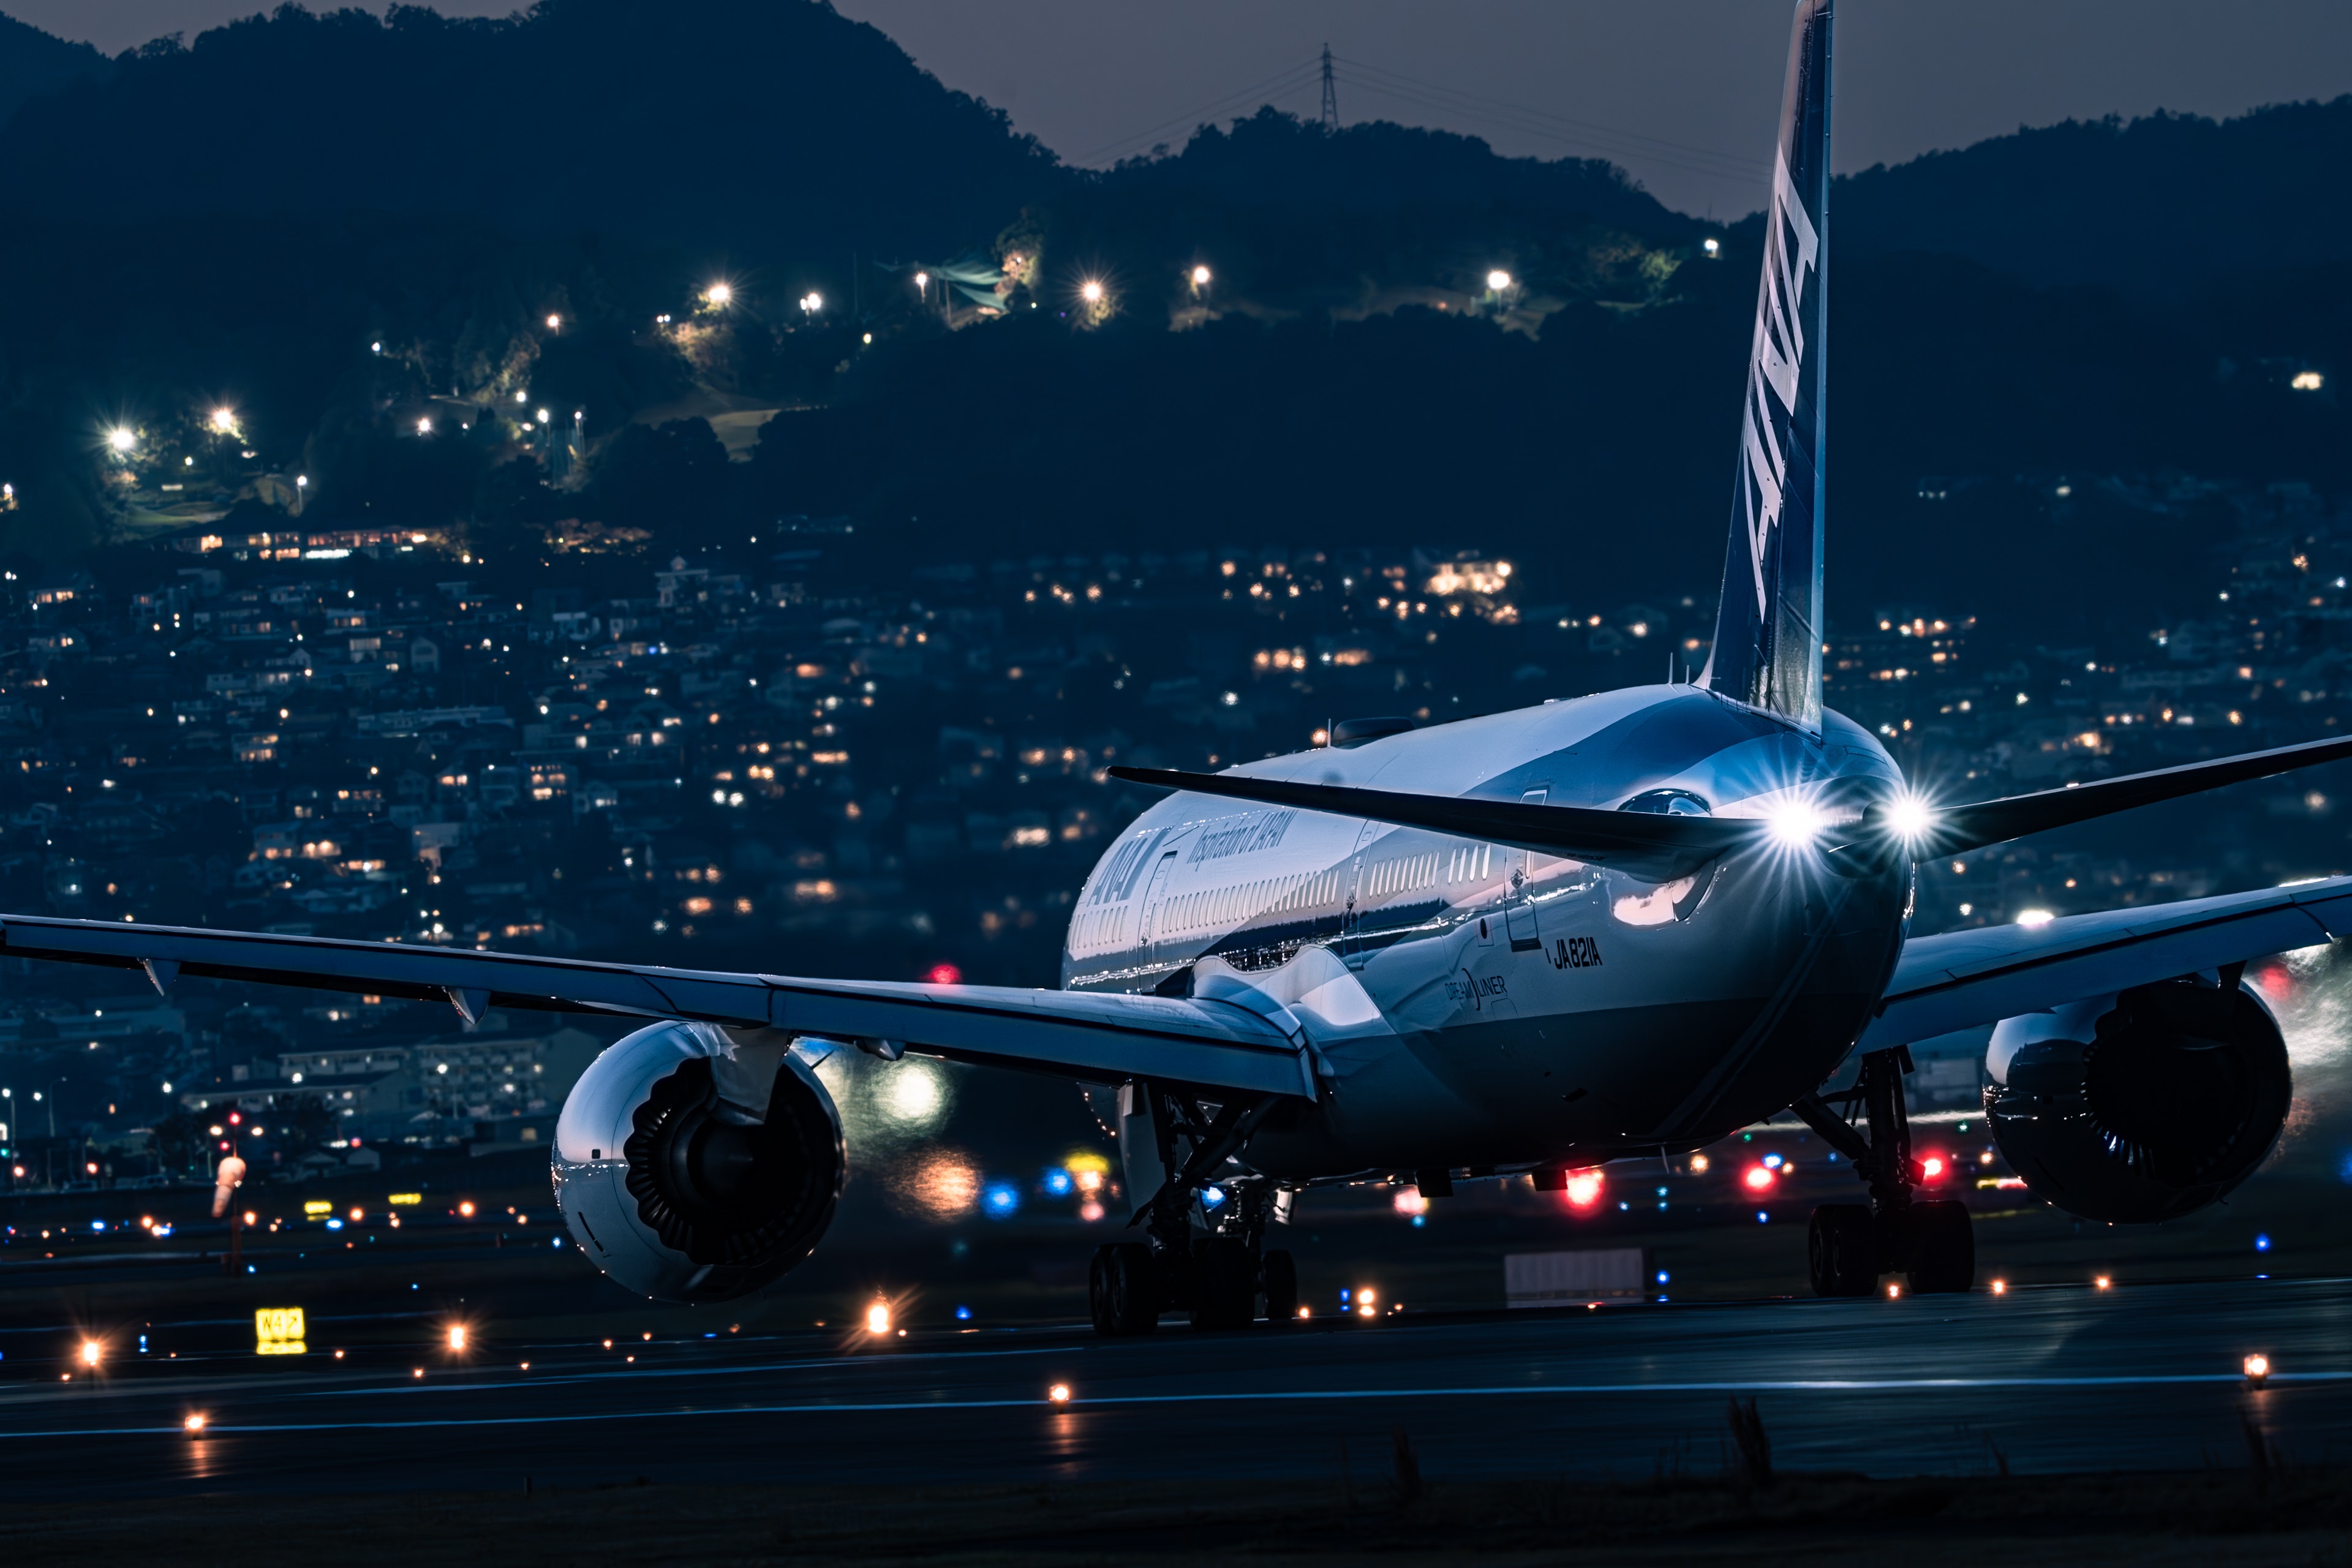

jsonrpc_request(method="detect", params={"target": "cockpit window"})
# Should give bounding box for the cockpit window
[1618,788,1713,816]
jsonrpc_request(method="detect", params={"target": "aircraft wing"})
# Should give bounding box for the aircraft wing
[1860,875,2352,1047]
[0,914,1316,1099]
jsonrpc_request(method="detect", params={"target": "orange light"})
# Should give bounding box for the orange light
[1991,1280,2008,1295]
[1689,1155,1710,1174]
[2095,1276,2111,1290]
[865,1299,892,1335]
[458,1200,476,1218]
[447,1325,467,1351]
[1742,1166,1776,1192]
[1047,1383,1072,1404]
[349,1207,363,1222]
[1297,1306,1311,1320]
[80,1340,102,1369]
[184,1413,208,1433]
[1887,1283,1901,1299]
[2245,1354,2271,1385]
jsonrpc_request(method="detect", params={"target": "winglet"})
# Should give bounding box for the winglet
[141,957,178,997]
[447,986,490,1026]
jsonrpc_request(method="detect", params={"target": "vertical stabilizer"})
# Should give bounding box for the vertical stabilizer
[1700,0,1832,732]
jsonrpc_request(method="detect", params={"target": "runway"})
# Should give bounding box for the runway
[4,1277,2348,1496]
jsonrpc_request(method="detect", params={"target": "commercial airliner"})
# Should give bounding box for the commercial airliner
[7,0,2346,1329]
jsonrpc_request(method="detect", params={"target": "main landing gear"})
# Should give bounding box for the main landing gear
[1088,1084,1298,1336]
[1791,1044,1975,1297]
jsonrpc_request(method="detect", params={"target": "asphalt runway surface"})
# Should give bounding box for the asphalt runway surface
[4,1277,2348,1497]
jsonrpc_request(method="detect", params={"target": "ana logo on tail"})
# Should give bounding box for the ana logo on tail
[1738,150,1820,618]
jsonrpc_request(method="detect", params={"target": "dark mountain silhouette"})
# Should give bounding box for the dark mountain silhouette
[0,0,1065,263]
[1837,97,2352,298]
[0,9,104,128]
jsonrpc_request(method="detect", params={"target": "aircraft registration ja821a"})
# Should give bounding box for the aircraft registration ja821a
[4,0,2348,1329]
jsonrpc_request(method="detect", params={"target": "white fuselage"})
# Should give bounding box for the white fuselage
[1061,685,1912,1177]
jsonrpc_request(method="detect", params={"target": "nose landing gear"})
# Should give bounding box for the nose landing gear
[1792,1044,1975,1296]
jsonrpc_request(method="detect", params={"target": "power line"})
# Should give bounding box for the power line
[1335,55,1766,176]
[1330,56,1767,187]
[1319,43,1338,132]
[1079,59,1324,164]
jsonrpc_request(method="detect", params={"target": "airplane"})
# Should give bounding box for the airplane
[6,0,2348,1330]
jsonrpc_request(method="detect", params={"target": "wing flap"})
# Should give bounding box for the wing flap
[1861,878,2352,1046]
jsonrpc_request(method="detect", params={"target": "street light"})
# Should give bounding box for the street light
[704,282,731,307]
[1487,270,1513,292]
[913,271,929,290]
[1191,265,1212,288]
[209,408,236,434]
[1080,280,1104,304]
[545,314,561,330]
[107,428,136,454]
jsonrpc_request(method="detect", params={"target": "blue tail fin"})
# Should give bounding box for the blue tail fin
[1700,0,1832,732]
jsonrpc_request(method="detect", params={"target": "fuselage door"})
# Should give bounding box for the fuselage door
[1505,786,1548,951]
[1136,851,1179,956]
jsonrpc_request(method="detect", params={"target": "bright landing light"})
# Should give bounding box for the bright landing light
[1884,793,1937,842]
[1766,798,1827,848]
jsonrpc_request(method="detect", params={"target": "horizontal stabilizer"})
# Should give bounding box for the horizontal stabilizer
[1897,733,2352,856]
[1107,766,1760,881]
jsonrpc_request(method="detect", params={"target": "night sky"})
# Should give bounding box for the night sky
[10,0,2352,214]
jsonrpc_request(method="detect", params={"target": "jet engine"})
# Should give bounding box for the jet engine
[1984,978,2290,1223]
[554,1020,843,1302]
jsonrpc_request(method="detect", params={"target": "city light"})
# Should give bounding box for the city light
[1047,1382,1072,1404]
[2291,371,2324,391]
[1191,265,1211,287]
[1080,280,1104,304]
[1991,1280,2008,1294]
[545,314,561,330]
[447,1324,467,1351]
[865,1298,892,1335]
[209,408,236,433]
[1357,1286,1378,1319]
[914,271,929,289]
[1486,270,1512,292]
[184,1413,208,1433]
[80,1339,102,1369]
[2017,909,2057,928]
[2245,1353,2271,1386]
[1703,237,1721,256]
[416,417,432,436]
[107,428,136,454]
[705,282,732,307]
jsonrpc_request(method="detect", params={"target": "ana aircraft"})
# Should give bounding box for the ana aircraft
[8,0,2347,1328]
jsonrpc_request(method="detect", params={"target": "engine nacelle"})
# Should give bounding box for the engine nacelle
[554,1020,843,1302]
[1985,979,2290,1223]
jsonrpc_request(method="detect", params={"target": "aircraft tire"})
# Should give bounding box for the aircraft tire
[1807,1204,1877,1297]
[1090,1243,1161,1336]
[1261,1248,1298,1323]
[1190,1237,1257,1330]
[1907,1200,1975,1294]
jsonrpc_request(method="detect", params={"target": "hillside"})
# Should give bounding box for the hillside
[0,0,1065,263]
[1836,96,2352,298]
[0,9,102,128]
